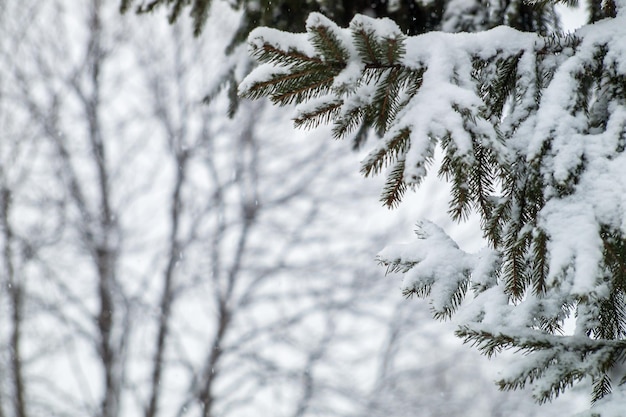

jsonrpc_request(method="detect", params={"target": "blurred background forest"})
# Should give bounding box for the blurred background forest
[0,1,587,416]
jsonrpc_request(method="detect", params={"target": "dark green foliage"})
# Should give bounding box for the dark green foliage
[332,105,366,140]
[309,23,349,63]
[503,0,558,35]
[531,228,549,295]
[456,325,626,403]
[498,160,542,300]
[592,375,613,404]
[120,0,450,40]
[381,159,408,209]
[243,27,347,108]
[588,0,617,21]
[294,100,343,130]
[120,0,564,42]
[477,52,523,121]
[361,128,411,178]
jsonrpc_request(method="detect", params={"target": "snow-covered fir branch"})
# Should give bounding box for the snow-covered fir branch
[240,2,626,413]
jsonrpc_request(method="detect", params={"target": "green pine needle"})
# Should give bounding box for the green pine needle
[361,128,411,178]
[294,100,343,129]
[592,374,613,404]
[252,43,323,67]
[309,25,349,63]
[381,159,408,208]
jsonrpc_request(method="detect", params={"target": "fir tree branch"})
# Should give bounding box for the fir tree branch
[353,28,384,65]
[309,25,348,63]
[381,159,408,208]
[271,74,337,105]
[294,100,343,129]
[373,66,402,134]
[361,128,411,177]
[531,228,549,295]
[402,283,432,299]
[592,374,613,404]
[241,66,336,104]
[332,106,366,140]
[252,43,324,66]
[432,277,470,320]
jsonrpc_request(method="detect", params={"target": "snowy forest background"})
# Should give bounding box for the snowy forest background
[0,1,589,416]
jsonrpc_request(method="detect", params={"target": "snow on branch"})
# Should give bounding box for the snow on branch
[240,9,626,411]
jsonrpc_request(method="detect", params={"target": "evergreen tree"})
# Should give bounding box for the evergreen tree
[119,0,559,41]
[237,0,626,415]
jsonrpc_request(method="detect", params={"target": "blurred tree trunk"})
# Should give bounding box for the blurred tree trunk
[82,3,122,416]
[144,26,191,417]
[5,1,129,415]
[1,184,27,417]
[65,2,125,415]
